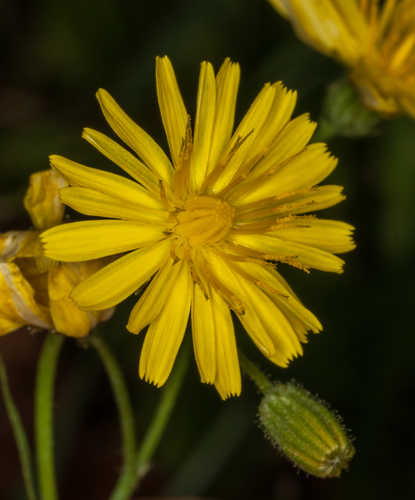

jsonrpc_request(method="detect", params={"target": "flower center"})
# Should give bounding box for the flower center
[174,196,234,247]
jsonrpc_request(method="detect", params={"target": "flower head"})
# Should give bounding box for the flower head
[269,0,415,116]
[42,57,354,398]
[0,170,112,337]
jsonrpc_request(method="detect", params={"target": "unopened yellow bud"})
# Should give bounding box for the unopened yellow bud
[24,170,67,230]
[259,382,354,478]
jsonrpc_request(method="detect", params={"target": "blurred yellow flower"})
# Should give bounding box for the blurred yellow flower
[0,170,112,338]
[269,0,415,116]
[42,56,354,398]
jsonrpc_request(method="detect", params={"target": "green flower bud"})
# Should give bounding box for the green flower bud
[258,382,355,478]
[316,78,380,140]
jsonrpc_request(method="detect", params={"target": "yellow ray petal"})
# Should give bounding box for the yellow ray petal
[283,0,363,64]
[269,185,346,216]
[236,271,303,361]
[248,113,317,180]
[231,233,345,273]
[210,82,277,193]
[190,61,216,192]
[71,239,171,310]
[202,250,275,355]
[96,88,173,183]
[191,283,216,384]
[232,260,322,334]
[377,0,399,36]
[271,218,356,253]
[330,0,369,41]
[59,187,169,223]
[139,262,192,387]
[239,310,296,367]
[231,143,337,206]
[50,155,163,210]
[207,59,240,175]
[212,289,241,399]
[242,83,298,169]
[268,0,289,17]
[82,128,159,192]
[41,220,166,261]
[127,259,181,334]
[155,56,189,168]
[203,251,301,361]
[235,185,346,222]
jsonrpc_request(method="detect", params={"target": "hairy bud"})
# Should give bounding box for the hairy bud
[259,382,355,478]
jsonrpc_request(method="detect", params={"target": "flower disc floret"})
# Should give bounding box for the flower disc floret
[173,196,234,247]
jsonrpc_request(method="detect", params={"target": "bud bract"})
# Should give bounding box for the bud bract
[259,382,355,478]
[318,79,380,139]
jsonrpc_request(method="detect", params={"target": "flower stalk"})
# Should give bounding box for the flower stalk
[135,341,190,484]
[0,355,37,500]
[239,352,272,394]
[35,333,64,500]
[89,335,136,500]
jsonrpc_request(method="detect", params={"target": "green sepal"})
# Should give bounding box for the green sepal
[316,78,380,140]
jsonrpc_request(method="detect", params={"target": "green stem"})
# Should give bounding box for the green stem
[0,356,37,500]
[239,352,273,394]
[35,333,64,500]
[135,344,190,484]
[89,336,136,500]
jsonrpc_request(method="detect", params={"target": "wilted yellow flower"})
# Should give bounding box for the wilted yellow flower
[269,0,415,116]
[42,56,354,398]
[0,231,51,334]
[0,170,112,338]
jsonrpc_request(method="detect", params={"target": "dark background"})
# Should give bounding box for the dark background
[1,0,415,498]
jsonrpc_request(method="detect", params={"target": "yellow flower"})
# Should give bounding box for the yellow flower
[269,0,415,116]
[0,170,112,338]
[41,57,354,398]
